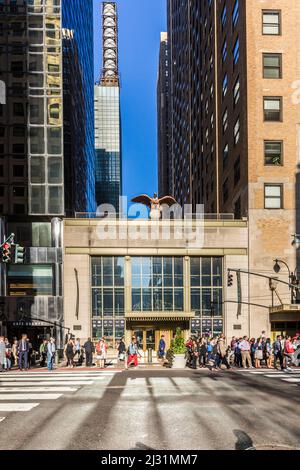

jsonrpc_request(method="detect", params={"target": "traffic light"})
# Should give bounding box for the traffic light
[1,242,11,263]
[227,271,234,287]
[14,244,25,264]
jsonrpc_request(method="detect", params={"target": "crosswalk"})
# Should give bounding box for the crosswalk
[236,368,300,385]
[0,369,121,423]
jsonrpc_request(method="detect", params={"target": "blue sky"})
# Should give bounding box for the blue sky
[93,0,167,203]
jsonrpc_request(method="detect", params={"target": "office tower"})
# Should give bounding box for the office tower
[95,2,122,214]
[0,0,95,346]
[157,32,171,198]
[62,0,96,216]
[164,0,300,336]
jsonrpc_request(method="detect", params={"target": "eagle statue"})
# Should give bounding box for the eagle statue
[131,193,178,220]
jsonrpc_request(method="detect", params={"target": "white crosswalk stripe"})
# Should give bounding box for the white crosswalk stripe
[236,368,300,384]
[0,370,120,422]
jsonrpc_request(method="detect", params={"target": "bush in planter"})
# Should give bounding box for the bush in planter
[169,327,187,355]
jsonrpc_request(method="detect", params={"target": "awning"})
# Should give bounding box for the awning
[269,304,300,322]
[125,312,195,322]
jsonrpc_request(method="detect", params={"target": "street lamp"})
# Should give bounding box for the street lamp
[273,258,298,304]
[292,234,300,250]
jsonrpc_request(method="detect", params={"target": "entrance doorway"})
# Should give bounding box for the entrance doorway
[132,327,173,352]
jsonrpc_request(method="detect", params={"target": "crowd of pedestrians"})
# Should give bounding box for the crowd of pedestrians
[0,334,57,372]
[185,332,300,371]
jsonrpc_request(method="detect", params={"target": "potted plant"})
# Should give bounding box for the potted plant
[168,327,187,369]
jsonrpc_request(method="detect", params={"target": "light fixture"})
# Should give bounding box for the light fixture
[292,234,300,250]
[273,260,281,274]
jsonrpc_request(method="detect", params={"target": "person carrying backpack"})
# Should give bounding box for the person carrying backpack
[127,336,140,368]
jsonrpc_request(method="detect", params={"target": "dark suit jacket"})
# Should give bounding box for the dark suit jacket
[17,340,29,353]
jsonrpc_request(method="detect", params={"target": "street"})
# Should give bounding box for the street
[0,367,300,450]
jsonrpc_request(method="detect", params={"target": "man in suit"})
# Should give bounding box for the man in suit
[18,334,29,370]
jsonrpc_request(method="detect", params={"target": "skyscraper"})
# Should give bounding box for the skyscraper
[162,0,300,336]
[157,32,171,198]
[94,2,122,214]
[0,0,95,345]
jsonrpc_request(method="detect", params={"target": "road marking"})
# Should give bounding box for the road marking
[0,381,94,386]
[4,372,117,377]
[0,377,98,382]
[281,378,300,383]
[0,393,62,400]
[0,387,78,392]
[0,403,39,412]
[0,417,5,422]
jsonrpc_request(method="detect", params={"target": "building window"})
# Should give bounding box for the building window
[233,76,240,106]
[222,74,228,98]
[262,10,281,35]
[13,165,24,177]
[234,118,240,144]
[233,37,240,65]
[91,257,125,344]
[263,53,282,79]
[13,186,25,197]
[131,257,184,312]
[232,0,239,28]
[263,97,282,121]
[223,144,229,168]
[221,5,227,29]
[190,257,223,336]
[221,39,227,62]
[234,197,241,219]
[222,109,228,133]
[264,184,283,209]
[7,265,54,297]
[223,178,229,203]
[13,102,24,116]
[234,156,241,185]
[264,141,283,165]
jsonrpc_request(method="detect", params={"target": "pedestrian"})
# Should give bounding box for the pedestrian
[83,337,94,367]
[74,338,81,362]
[127,336,140,368]
[216,337,230,370]
[229,336,236,366]
[254,338,264,369]
[28,340,33,368]
[234,338,243,367]
[191,339,199,369]
[250,338,256,367]
[4,338,12,371]
[273,335,284,370]
[199,337,207,368]
[47,337,56,371]
[18,334,29,371]
[264,338,273,369]
[11,339,18,368]
[64,339,75,368]
[284,336,295,371]
[239,336,252,369]
[95,337,106,369]
[0,336,6,372]
[39,339,48,367]
[158,335,166,362]
[117,336,126,362]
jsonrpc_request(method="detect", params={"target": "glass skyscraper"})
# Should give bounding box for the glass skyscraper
[94,2,122,214]
[62,0,96,215]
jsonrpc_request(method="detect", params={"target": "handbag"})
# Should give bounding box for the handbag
[119,353,125,361]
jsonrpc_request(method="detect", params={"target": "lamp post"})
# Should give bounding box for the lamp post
[273,259,298,304]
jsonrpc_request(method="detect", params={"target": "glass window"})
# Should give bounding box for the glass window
[264,141,283,166]
[263,11,281,35]
[264,184,283,209]
[30,157,45,184]
[30,127,44,154]
[48,186,63,214]
[263,53,282,79]
[30,186,45,214]
[48,158,62,184]
[263,97,282,121]
[7,264,53,296]
[131,257,184,312]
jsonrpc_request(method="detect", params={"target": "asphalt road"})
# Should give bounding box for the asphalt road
[0,367,300,450]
